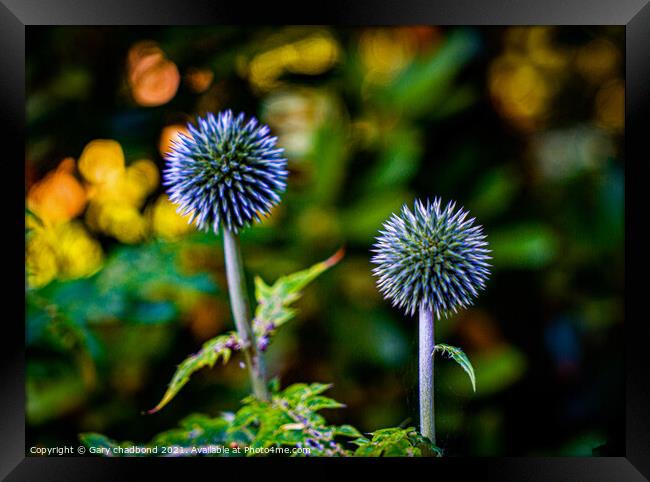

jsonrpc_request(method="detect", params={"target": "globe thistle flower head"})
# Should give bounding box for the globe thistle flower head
[163,110,287,233]
[371,198,491,318]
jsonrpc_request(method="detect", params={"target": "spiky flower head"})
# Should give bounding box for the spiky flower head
[163,110,287,233]
[371,198,491,318]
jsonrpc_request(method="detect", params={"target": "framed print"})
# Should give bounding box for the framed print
[2,0,649,479]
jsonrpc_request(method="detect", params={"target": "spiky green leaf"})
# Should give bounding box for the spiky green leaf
[147,333,238,413]
[227,382,354,456]
[252,249,344,339]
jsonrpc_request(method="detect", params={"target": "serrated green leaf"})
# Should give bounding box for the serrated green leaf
[434,343,476,392]
[252,249,344,340]
[227,382,355,456]
[147,333,238,413]
[281,382,333,403]
[303,395,345,412]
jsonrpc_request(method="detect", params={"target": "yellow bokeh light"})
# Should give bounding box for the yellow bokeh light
[93,203,149,244]
[26,233,58,288]
[86,162,157,210]
[576,38,620,83]
[124,159,160,204]
[78,139,126,185]
[77,138,161,242]
[55,222,104,280]
[490,27,580,131]
[358,27,440,87]
[248,32,340,92]
[150,194,195,240]
[489,57,550,131]
[595,79,624,132]
[359,28,417,84]
[288,35,340,75]
[525,27,568,70]
[26,221,103,288]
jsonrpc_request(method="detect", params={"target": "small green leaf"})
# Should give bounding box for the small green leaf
[304,395,345,412]
[434,343,476,392]
[335,425,363,438]
[268,377,281,393]
[147,333,238,413]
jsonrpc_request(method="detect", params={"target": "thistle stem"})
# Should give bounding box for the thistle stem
[419,304,435,445]
[222,227,269,401]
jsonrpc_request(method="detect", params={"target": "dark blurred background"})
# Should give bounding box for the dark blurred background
[25,26,624,456]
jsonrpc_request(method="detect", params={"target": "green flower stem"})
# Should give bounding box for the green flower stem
[222,227,269,401]
[419,304,435,445]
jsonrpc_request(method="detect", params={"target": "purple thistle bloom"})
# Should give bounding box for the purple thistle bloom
[371,198,491,318]
[224,336,240,350]
[163,110,288,233]
[258,335,269,352]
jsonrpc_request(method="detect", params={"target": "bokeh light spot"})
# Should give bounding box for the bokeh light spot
[159,124,191,157]
[78,139,126,185]
[127,40,180,107]
[27,157,87,224]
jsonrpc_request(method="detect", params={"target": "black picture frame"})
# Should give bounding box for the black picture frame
[2,1,648,479]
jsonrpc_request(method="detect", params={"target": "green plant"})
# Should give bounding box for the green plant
[353,427,442,457]
[164,110,289,400]
[78,111,455,458]
[147,249,344,414]
[371,198,490,443]
[82,383,441,457]
[82,249,442,457]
